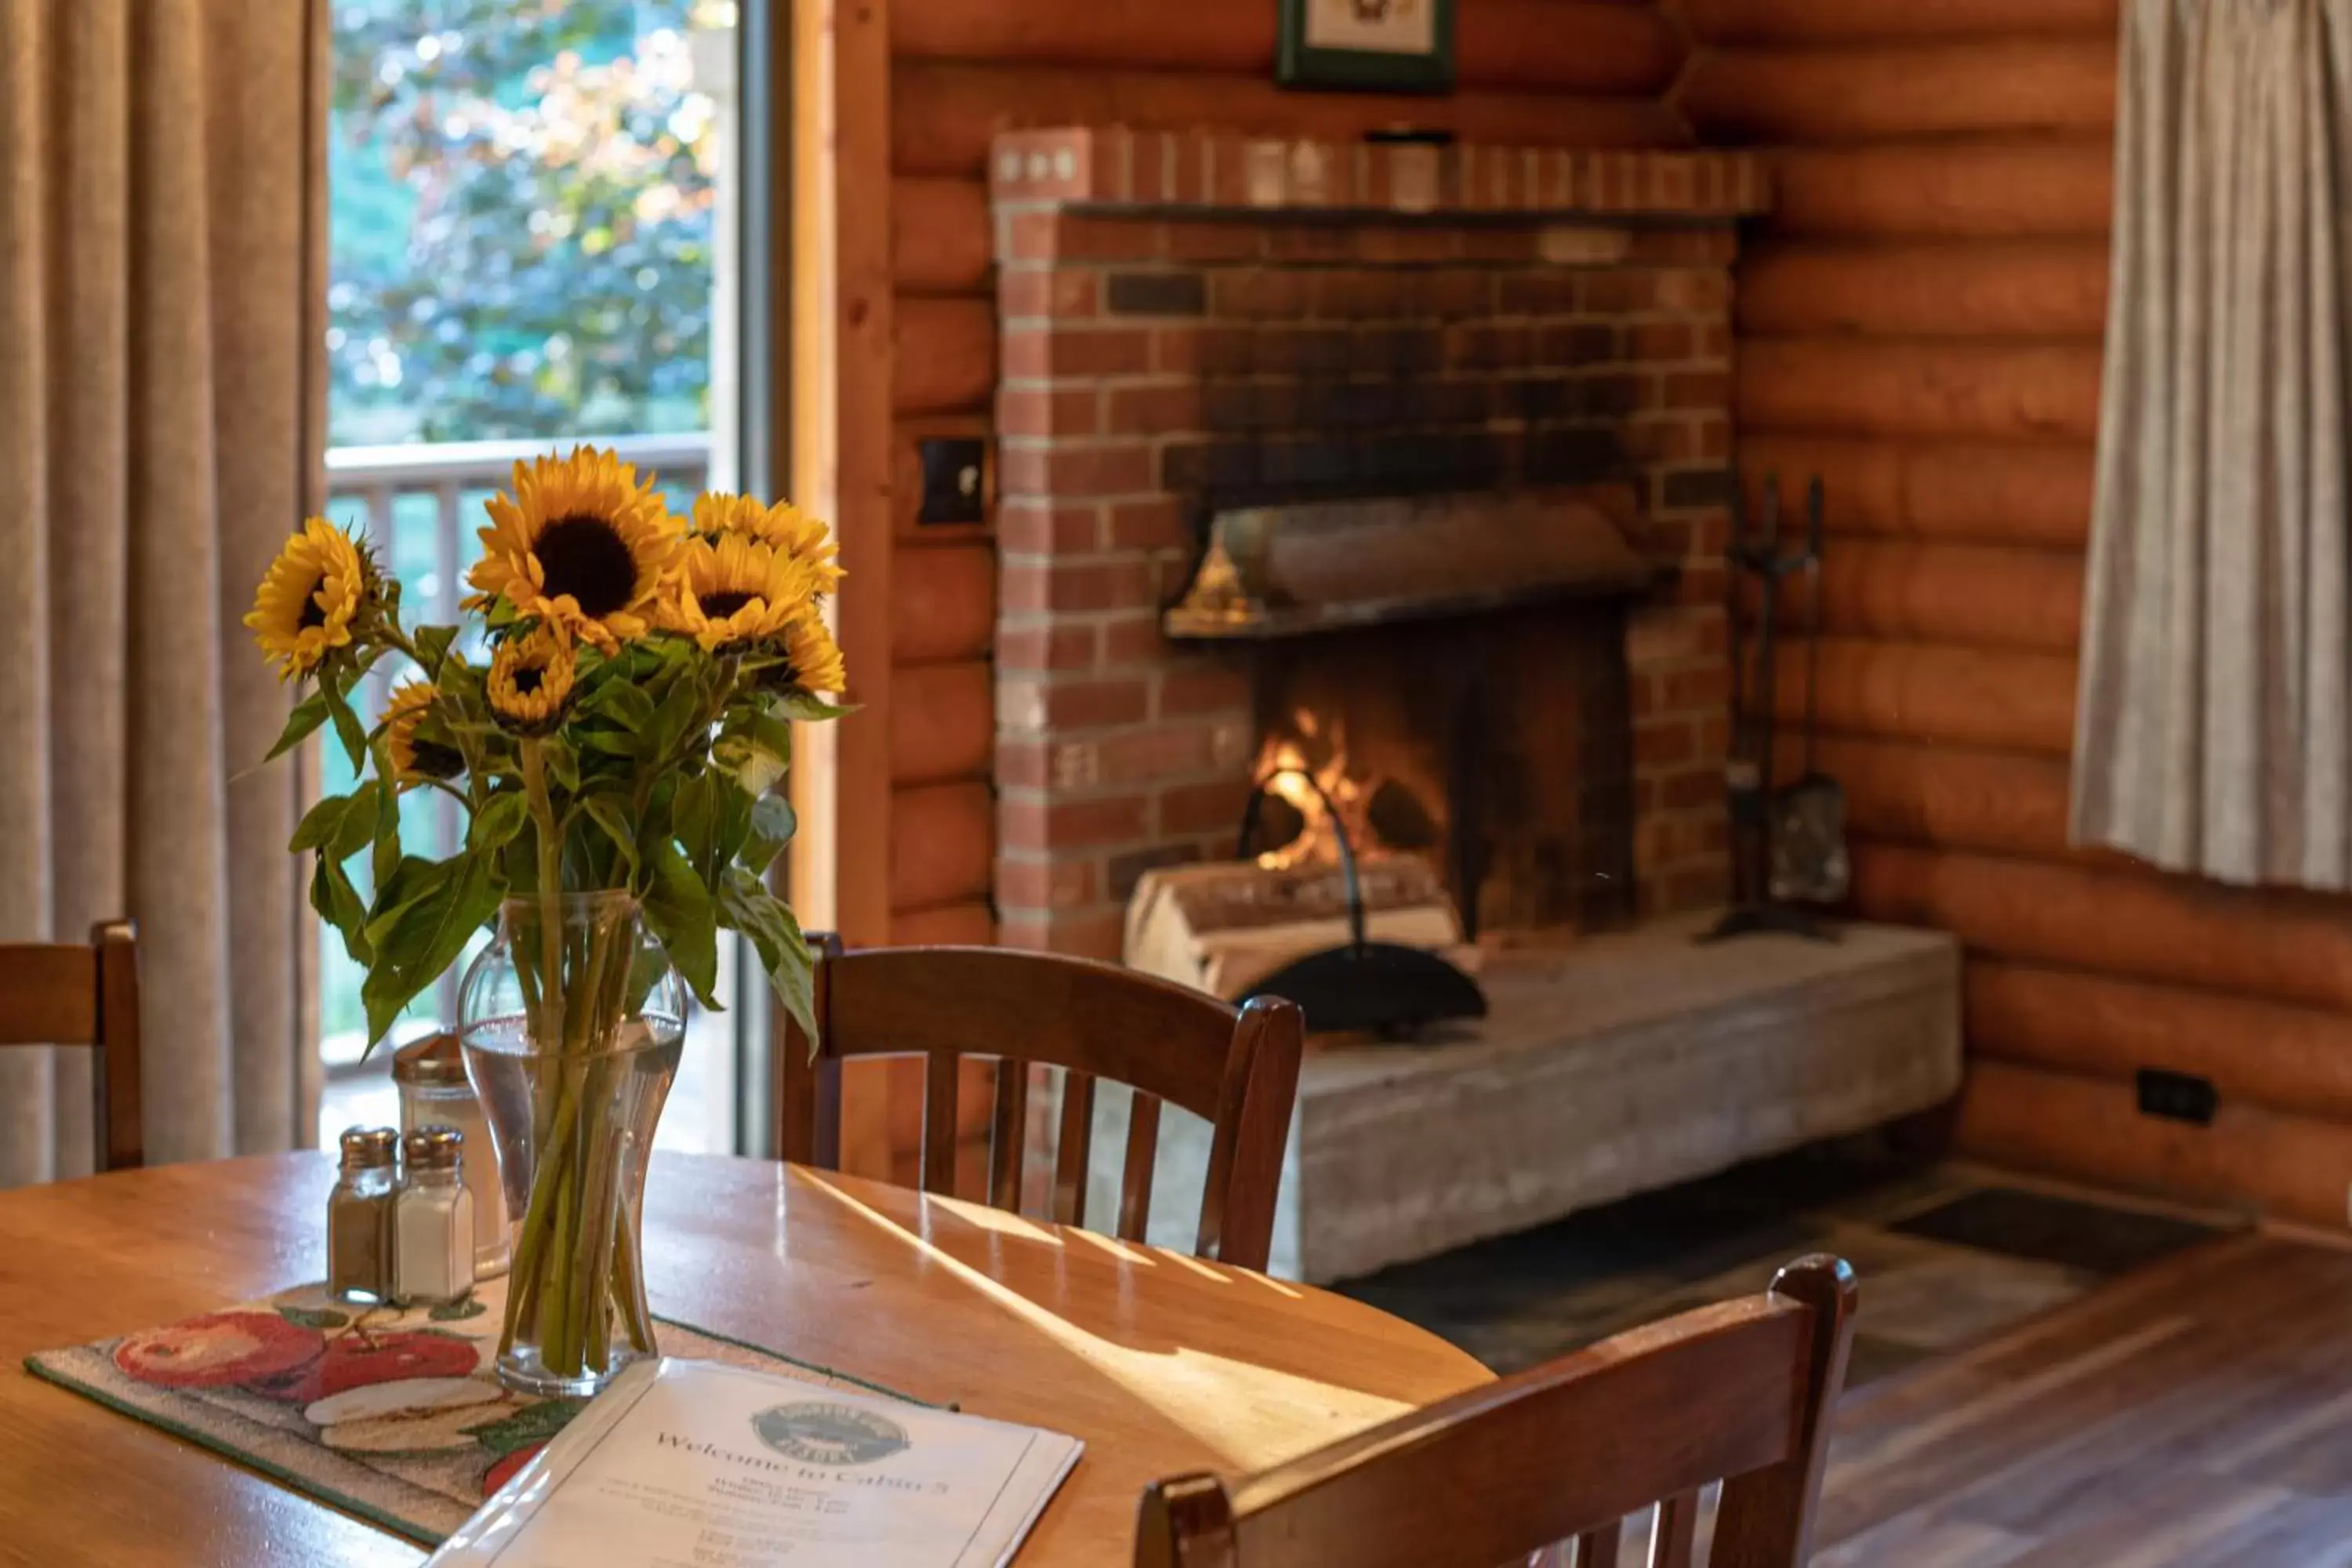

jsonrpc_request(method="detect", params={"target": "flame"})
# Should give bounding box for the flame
[1254,709,1381,870]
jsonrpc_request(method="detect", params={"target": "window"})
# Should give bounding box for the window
[320,1,749,1151]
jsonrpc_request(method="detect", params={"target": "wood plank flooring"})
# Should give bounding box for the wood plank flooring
[1814,1232,2352,1566]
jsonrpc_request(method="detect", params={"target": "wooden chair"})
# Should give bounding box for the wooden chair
[0,920,143,1172]
[1137,1254,1858,1568]
[779,942,1305,1272]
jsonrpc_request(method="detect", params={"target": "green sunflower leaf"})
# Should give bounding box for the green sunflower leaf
[775,691,860,723]
[310,853,371,966]
[289,791,356,855]
[362,852,506,1047]
[265,688,334,764]
[641,839,720,1009]
[467,789,529,855]
[412,625,459,679]
[719,871,815,1044]
[579,794,639,881]
[321,680,370,771]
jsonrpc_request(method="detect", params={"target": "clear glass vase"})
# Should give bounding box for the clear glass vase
[458,891,686,1397]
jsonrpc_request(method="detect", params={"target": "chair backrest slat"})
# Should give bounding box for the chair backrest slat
[1572,1524,1621,1568]
[778,944,1305,1271]
[1118,1094,1162,1243]
[921,1051,960,1195]
[988,1061,1029,1210]
[0,922,143,1172]
[1137,1255,1857,1568]
[1053,1070,1097,1228]
[1648,1492,1699,1568]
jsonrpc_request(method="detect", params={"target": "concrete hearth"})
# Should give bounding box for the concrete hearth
[1087,912,1960,1283]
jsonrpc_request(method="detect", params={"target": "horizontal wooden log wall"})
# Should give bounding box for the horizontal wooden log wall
[883,0,1694,943]
[1684,0,2352,1229]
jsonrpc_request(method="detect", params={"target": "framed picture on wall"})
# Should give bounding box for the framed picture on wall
[1277,0,1456,94]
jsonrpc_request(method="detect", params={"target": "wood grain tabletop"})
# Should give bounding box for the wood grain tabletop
[0,1151,1491,1566]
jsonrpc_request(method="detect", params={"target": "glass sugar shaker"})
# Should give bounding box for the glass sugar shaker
[394,1126,476,1308]
[394,1032,510,1277]
[328,1127,401,1305]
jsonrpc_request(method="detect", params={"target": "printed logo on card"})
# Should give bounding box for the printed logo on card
[750,1401,912,1466]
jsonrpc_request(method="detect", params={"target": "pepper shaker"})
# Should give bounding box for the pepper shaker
[328,1127,400,1305]
[394,1126,476,1308]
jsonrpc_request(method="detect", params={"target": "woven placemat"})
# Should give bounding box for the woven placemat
[24,1280,928,1547]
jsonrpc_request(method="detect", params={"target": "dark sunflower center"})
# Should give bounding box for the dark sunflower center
[412,739,465,779]
[535,514,637,617]
[296,575,328,630]
[701,590,756,619]
[511,666,546,695]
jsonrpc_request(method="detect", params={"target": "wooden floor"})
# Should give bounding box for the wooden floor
[1813,1231,2352,1566]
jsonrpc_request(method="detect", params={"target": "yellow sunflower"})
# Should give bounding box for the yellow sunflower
[245,518,372,681]
[487,624,577,731]
[776,611,848,697]
[662,533,819,652]
[466,447,681,652]
[688,492,844,597]
[382,681,463,789]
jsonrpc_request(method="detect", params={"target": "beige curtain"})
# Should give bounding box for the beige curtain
[0,1,325,1185]
[2074,0,2352,887]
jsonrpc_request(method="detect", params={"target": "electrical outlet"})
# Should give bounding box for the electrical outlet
[2135,1067,2216,1127]
[916,438,986,525]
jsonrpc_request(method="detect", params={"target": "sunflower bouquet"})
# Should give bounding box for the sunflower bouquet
[249,446,847,1393]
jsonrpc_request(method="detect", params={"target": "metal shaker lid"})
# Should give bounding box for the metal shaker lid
[391,1032,468,1088]
[338,1126,401,1171]
[402,1124,466,1171]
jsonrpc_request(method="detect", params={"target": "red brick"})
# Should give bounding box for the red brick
[1661,766,1719,811]
[1091,724,1213,786]
[1658,665,1730,713]
[1000,557,1154,615]
[997,267,1101,321]
[998,441,1155,499]
[1000,326,1154,381]
[1101,612,1169,666]
[1457,228,1539,263]
[1624,321,1695,363]
[995,386,1098,437]
[1634,718,1696,768]
[996,739,1050,789]
[1621,416,1699,463]
[1626,605,1715,666]
[1661,371,1732,412]
[998,676,1149,734]
[1152,325,1203,374]
[1107,498,1189,554]
[1694,712,1733,764]
[1696,324,1733,365]
[1001,209,1060,263]
[1160,779,1254,837]
[990,129,1100,202]
[1054,212,1163,262]
[996,855,1098,913]
[999,793,1149,852]
[1583,272,1662,313]
[1214,268,1309,320]
[1695,415,1731,460]
[1106,382,1203,434]
[996,621,1098,673]
[1657,270,1732,311]
[1158,662,1252,717]
[996,499,1099,554]
[1163,220,1261,263]
[1263,225,1352,263]
[997,908,1127,962]
[1355,227,1458,265]
[1675,561,1728,605]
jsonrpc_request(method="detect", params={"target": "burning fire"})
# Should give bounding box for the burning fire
[1254,710,1383,871]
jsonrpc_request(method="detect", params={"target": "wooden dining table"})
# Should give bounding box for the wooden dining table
[0,1149,1492,1565]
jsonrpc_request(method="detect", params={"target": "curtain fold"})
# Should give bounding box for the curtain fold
[0,0,324,1186]
[2074,0,2352,888]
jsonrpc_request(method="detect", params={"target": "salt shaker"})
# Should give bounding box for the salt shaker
[394,1033,510,1277]
[394,1126,476,1308]
[328,1127,400,1304]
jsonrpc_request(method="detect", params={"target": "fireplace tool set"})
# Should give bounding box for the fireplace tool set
[1702,474,1847,945]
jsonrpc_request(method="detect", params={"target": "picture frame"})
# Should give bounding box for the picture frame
[1277,0,1457,95]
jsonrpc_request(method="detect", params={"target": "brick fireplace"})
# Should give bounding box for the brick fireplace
[989,129,1769,960]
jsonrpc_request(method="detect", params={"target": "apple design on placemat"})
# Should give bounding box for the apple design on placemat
[112,1312,324,1390]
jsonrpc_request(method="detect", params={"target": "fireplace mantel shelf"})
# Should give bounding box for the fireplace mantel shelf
[992,127,1772,225]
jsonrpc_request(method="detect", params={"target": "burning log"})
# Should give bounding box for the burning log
[1123,855,1469,1001]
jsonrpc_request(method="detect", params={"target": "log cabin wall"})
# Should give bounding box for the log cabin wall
[1680,0,2352,1229]
[885,0,1697,959]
